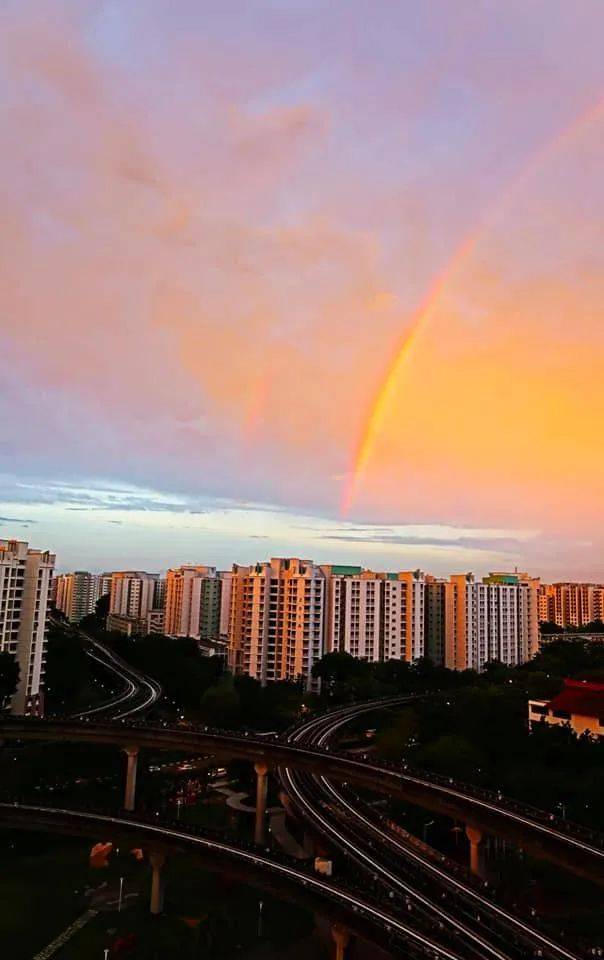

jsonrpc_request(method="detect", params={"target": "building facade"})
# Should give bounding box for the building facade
[0,539,55,714]
[529,679,604,738]
[323,566,382,661]
[322,567,427,664]
[383,571,426,662]
[444,572,540,671]
[164,565,220,641]
[54,571,100,623]
[225,560,542,683]
[228,558,325,688]
[538,582,604,629]
[425,576,447,665]
[218,571,234,640]
[98,573,113,599]
[109,571,158,620]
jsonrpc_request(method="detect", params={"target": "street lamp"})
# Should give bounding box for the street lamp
[422,820,434,843]
[118,876,124,913]
[257,900,264,938]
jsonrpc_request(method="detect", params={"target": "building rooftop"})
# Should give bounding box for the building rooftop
[548,679,604,718]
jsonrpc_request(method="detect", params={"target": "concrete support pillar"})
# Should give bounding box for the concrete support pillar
[123,746,139,812]
[331,923,350,960]
[254,762,270,846]
[149,851,166,915]
[466,825,484,877]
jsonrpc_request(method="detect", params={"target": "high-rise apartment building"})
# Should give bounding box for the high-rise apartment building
[323,566,382,661]
[444,572,540,671]
[54,571,100,623]
[228,558,325,688]
[537,582,604,629]
[383,571,426,662]
[99,573,113,599]
[153,577,167,612]
[0,539,55,714]
[109,572,158,620]
[425,575,447,665]
[225,559,540,682]
[164,565,220,641]
[218,571,234,640]
[322,566,426,663]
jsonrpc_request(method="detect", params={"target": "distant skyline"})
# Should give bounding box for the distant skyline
[1,2,603,578]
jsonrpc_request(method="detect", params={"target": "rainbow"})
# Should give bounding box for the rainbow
[341,93,604,517]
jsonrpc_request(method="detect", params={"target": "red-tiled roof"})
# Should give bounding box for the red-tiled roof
[548,679,604,718]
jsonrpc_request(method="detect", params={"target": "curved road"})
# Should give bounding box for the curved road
[283,700,588,960]
[6,659,600,956]
[0,801,469,960]
[2,712,602,880]
[74,632,162,720]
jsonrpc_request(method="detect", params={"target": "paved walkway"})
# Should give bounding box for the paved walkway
[211,783,307,859]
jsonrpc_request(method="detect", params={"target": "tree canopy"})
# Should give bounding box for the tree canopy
[0,651,19,708]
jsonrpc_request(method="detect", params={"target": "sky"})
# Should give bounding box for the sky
[1,0,603,579]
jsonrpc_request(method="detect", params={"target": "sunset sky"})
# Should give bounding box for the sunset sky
[1,0,603,578]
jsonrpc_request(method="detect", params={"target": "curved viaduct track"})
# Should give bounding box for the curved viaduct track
[1,714,602,884]
[283,700,594,960]
[0,802,466,960]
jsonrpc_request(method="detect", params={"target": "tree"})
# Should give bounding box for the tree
[375,708,419,760]
[312,651,375,702]
[95,592,109,623]
[418,734,485,780]
[45,620,95,710]
[312,652,367,683]
[482,660,516,685]
[0,652,19,708]
[79,593,109,636]
[199,676,241,727]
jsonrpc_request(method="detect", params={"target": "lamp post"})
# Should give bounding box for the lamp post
[118,876,124,913]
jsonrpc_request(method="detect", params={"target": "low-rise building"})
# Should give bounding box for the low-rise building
[529,679,604,738]
[538,631,604,650]
[106,613,148,637]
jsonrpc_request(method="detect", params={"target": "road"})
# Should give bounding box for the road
[73,632,162,720]
[283,700,587,960]
[2,710,602,881]
[0,800,470,960]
